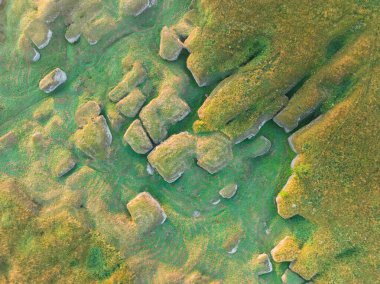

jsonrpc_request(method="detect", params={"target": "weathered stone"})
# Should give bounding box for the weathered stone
[148,132,196,183]
[123,119,153,155]
[159,26,183,61]
[122,0,155,16]
[107,108,126,131]
[116,88,146,118]
[25,19,52,49]
[39,68,67,94]
[219,183,238,199]
[140,84,190,143]
[173,10,197,38]
[246,136,272,158]
[75,101,101,127]
[73,115,112,159]
[51,150,76,177]
[127,192,166,233]
[271,236,300,263]
[281,269,305,284]
[196,133,233,174]
[108,61,147,102]
[251,253,273,276]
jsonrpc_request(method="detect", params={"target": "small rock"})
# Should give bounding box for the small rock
[192,210,201,218]
[123,119,153,155]
[251,253,273,276]
[75,101,102,127]
[219,183,238,199]
[159,26,183,61]
[127,192,166,233]
[39,68,67,94]
[116,88,146,118]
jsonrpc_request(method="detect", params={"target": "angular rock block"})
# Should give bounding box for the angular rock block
[219,183,238,199]
[122,0,152,16]
[75,101,101,127]
[73,115,112,160]
[39,68,67,94]
[123,119,153,155]
[196,133,233,174]
[116,88,146,118]
[271,236,300,263]
[127,192,166,233]
[108,61,147,102]
[159,26,183,61]
[148,132,196,183]
[251,253,273,276]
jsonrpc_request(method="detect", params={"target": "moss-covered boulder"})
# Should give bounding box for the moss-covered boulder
[123,119,153,155]
[250,253,273,276]
[75,101,102,127]
[271,236,300,263]
[50,149,76,178]
[127,192,166,233]
[121,0,153,17]
[24,19,52,49]
[196,133,233,174]
[219,183,238,199]
[140,84,190,143]
[281,269,305,284]
[108,61,147,102]
[107,108,126,131]
[73,115,112,160]
[116,88,146,118]
[147,132,196,183]
[159,26,183,61]
[39,68,67,94]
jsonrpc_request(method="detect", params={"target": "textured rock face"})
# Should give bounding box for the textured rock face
[140,84,190,143]
[116,88,146,118]
[147,132,196,183]
[39,68,67,94]
[123,119,153,154]
[159,26,183,61]
[127,192,166,233]
[108,61,147,102]
[219,183,238,199]
[196,133,233,174]
[73,115,112,160]
[75,101,102,127]
[271,236,300,263]
[251,253,273,276]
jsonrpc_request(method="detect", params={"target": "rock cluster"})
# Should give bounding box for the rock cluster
[39,68,67,94]
[127,192,166,233]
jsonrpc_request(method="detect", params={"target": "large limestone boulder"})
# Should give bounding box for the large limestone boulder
[123,119,153,154]
[271,236,300,263]
[140,84,190,143]
[108,61,147,102]
[196,133,233,174]
[75,101,101,127]
[127,192,166,233]
[148,132,196,183]
[116,88,146,118]
[39,68,67,94]
[159,26,183,61]
[250,253,273,276]
[73,115,112,159]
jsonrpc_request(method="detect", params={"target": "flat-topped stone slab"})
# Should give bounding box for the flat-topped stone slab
[159,26,183,61]
[123,119,153,155]
[75,101,102,127]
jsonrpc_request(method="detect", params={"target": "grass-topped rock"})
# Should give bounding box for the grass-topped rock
[250,253,273,276]
[116,88,146,118]
[148,132,196,183]
[271,236,300,263]
[127,192,166,233]
[75,101,102,127]
[159,26,183,61]
[123,119,153,155]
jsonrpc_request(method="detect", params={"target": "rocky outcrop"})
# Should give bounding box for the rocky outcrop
[196,133,233,174]
[73,115,112,160]
[219,183,238,199]
[123,119,153,154]
[75,101,102,127]
[116,88,146,118]
[147,132,196,183]
[159,26,183,61]
[271,236,300,263]
[140,83,190,143]
[127,192,166,233]
[108,61,147,102]
[39,68,67,94]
